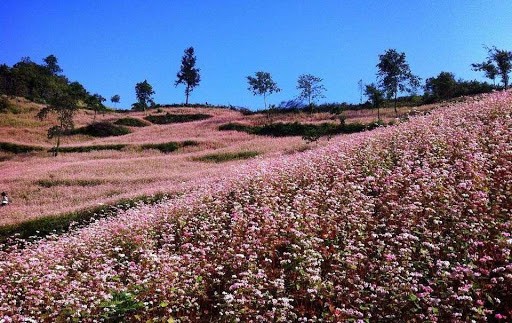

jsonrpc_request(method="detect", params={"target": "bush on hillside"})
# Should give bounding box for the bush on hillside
[72,122,131,137]
[48,144,128,153]
[193,150,259,163]
[0,97,12,112]
[141,140,198,153]
[0,142,44,154]
[144,113,211,124]
[113,117,150,127]
[219,121,376,139]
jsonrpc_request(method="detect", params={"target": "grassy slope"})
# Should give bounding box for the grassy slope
[0,91,509,321]
[0,96,434,228]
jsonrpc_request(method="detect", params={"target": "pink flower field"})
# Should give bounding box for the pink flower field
[0,91,511,321]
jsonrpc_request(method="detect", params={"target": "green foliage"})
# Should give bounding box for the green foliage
[218,122,252,132]
[86,93,107,119]
[43,54,63,76]
[37,178,104,188]
[0,55,101,109]
[247,71,281,109]
[472,46,512,89]
[36,80,88,156]
[424,72,458,101]
[99,290,144,321]
[72,122,131,137]
[133,80,155,112]
[144,112,211,124]
[111,94,121,106]
[364,83,385,120]
[175,47,201,105]
[296,74,326,109]
[376,49,421,114]
[193,150,259,163]
[49,144,128,153]
[0,193,168,247]
[424,72,494,103]
[113,117,150,127]
[141,140,198,153]
[0,141,44,154]
[0,96,14,113]
[219,121,375,139]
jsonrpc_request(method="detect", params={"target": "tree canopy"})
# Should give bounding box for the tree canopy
[37,81,87,156]
[175,47,200,105]
[472,46,512,89]
[133,80,155,112]
[376,49,420,115]
[364,83,385,121]
[0,55,99,107]
[296,74,326,110]
[247,71,281,109]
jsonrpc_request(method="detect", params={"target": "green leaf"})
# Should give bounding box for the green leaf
[160,301,169,308]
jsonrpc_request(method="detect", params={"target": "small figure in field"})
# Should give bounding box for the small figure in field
[1,192,9,206]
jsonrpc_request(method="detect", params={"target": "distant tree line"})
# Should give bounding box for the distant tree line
[0,55,108,109]
[114,44,512,114]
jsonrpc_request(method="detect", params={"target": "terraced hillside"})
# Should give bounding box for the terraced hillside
[0,91,510,321]
[0,98,428,227]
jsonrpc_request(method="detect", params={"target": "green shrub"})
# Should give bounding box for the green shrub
[99,290,145,321]
[0,97,12,113]
[37,179,104,188]
[144,113,212,124]
[49,144,127,153]
[0,142,44,154]
[219,121,379,138]
[72,122,131,137]
[114,117,150,127]
[194,150,259,163]
[218,122,253,132]
[141,140,198,153]
[0,193,168,247]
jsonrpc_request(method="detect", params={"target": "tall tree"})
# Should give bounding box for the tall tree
[43,54,63,76]
[175,47,201,105]
[376,49,420,116]
[424,72,458,101]
[472,46,512,89]
[364,83,385,121]
[247,71,281,110]
[296,74,326,112]
[37,82,86,156]
[87,93,106,120]
[111,94,120,107]
[134,80,154,113]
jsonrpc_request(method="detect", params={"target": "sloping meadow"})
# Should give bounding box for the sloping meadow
[0,92,511,321]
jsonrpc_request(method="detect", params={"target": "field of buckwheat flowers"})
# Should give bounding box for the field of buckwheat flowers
[0,104,314,226]
[0,91,511,321]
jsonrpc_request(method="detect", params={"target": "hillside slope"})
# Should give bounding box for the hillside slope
[0,91,510,321]
[0,97,433,226]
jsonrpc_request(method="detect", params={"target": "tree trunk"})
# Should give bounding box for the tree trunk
[394,91,398,117]
[54,133,60,157]
[186,86,190,105]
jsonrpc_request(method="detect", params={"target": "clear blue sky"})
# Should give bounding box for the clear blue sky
[1,1,511,110]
